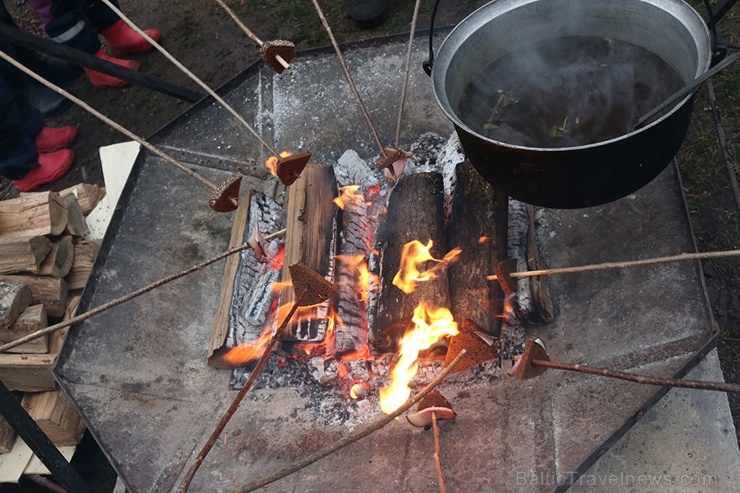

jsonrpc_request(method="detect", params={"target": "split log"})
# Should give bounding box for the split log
[21,390,85,446]
[371,172,451,353]
[37,235,74,278]
[0,275,68,318]
[65,240,100,290]
[0,304,48,354]
[446,161,503,335]
[62,194,90,237]
[0,282,33,329]
[0,353,57,391]
[280,164,338,342]
[0,192,68,237]
[59,183,106,216]
[0,236,52,275]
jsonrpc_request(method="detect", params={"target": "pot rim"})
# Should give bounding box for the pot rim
[431,0,712,153]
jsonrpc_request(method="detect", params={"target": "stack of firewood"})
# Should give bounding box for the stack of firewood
[0,184,105,454]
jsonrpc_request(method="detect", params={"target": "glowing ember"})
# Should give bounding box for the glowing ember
[265,151,292,176]
[478,236,491,244]
[379,302,459,414]
[350,383,363,399]
[392,240,462,294]
[333,185,369,210]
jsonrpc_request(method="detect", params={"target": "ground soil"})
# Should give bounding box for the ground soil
[0,0,739,491]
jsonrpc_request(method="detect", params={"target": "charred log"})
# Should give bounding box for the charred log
[371,172,451,353]
[446,161,503,336]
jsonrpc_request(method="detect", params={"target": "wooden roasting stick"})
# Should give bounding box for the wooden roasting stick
[98,0,311,188]
[487,249,740,281]
[0,229,286,354]
[0,50,243,212]
[176,263,337,493]
[511,340,740,394]
[280,164,338,341]
[228,349,468,493]
[213,0,293,73]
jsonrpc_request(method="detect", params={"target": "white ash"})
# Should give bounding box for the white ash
[508,199,535,318]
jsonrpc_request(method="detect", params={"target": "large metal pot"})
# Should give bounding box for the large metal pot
[431,0,712,208]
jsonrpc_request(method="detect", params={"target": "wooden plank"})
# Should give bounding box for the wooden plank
[0,436,34,483]
[65,241,100,290]
[62,194,90,238]
[209,190,251,358]
[0,236,52,275]
[59,183,106,216]
[0,305,48,354]
[0,192,67,238]
[280,164,338,341]
[0,283,33,330]
[36,235,74,278]
[23,445,76,475]
[0,276,68,319]
[22,390,85,446]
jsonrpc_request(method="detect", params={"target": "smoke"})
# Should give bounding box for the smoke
[456,36,683,148]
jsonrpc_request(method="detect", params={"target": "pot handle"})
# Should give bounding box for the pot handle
[422,0,442,76]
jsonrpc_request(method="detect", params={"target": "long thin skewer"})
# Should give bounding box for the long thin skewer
[213,0,290,71]
[0,51,218,192]
[310,0,387,158]
[487,249,740,281]
[99,0,280,157]
[394,0,422,148]
[0,228,286,353]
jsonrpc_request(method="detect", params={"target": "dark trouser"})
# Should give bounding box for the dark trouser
[43,0,121,54]
[0,41,44,180]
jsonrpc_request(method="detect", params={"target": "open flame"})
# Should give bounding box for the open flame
[265,151,293,176]
[336,254,377,303]
[392,240,462,294]
[379,302,459,414]
[333,185,369,210]
[218,325,274,367]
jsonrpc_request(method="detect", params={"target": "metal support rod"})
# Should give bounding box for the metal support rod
[0,22,204,103]
[0,381,92,493]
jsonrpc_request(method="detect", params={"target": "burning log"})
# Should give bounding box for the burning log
[371,172,451,352]
[280,164,338,341]
[446,161,504,335]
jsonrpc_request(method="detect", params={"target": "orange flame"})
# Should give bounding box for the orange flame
[378,302,459,414]
[265,151,292,176]
[392,240,462,294]
[218,326,274,367]
[333,185,369,210]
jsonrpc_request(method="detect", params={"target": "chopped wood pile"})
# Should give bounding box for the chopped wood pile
[0,185,105,464]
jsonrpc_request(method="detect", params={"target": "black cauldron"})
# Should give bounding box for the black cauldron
[430,0,712,208]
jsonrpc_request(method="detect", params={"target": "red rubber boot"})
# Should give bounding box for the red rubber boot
[35,126,78,153]
[101,19,161,57]
[84,49,141,89]
[12,149,75,192]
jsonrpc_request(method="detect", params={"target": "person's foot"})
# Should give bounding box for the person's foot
[24,84,73,118]
[350,0,389,29]
[35,126,78,153]
[102,19,161,57]
[11,149,75,192]
[84,49,141,89]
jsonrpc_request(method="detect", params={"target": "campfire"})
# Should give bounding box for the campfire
[208,132,552,421]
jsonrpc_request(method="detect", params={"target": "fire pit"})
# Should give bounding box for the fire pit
[54,32,716,492]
